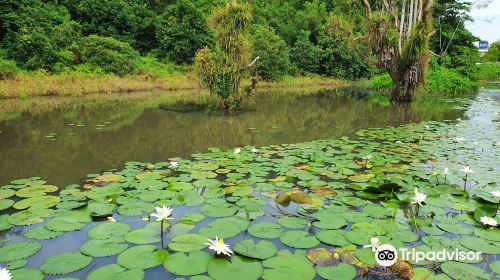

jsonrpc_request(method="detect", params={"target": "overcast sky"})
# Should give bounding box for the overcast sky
[465,0,500,42]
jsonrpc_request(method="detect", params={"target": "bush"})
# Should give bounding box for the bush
[252,24,291,80]
[78,35,140,76]
[475,63,500,81]
[318,33,372,80]
[425,67,478,95]
[135,56,185,77]
[483,42,500,62]
[371,74,392,90]
[370,67,478,95]
[0,58,19,79]
[156,2,213,64]
[291,30,322,74]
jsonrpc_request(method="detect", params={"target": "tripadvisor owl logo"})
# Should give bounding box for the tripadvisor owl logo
[375,244,398,267]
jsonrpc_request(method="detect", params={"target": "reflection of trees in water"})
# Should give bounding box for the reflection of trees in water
[0,89,465,186]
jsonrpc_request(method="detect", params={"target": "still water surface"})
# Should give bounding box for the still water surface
[0,88,466,186]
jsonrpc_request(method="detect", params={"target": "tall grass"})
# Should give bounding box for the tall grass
[0,73,348,99]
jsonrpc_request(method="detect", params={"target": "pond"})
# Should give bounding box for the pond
[0,87,499,280]
[0,88,464,186]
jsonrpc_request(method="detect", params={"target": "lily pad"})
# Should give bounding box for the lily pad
[87,222,132,239]
[41,252,92,275]
[233,239,277,260]
[440,261,489,279]
[163,251,211,276]
[0,242,42,262]
[168,233,208,252]
[24,226,64,240]
[199,217,249,239]
[280,231,320,249]
[316,263,356,280]
[87,264,144,280]
[262,255,316,280]
[80,237,129,257]
[248,222,283,239]
[207,255,263,280]
[9,268,44,280]
[278,217,309,229]
[117,245,169,269]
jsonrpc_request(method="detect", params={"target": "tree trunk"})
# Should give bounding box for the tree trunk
[390,65,418,102]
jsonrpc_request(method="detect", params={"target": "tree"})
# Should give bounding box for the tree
[252,24,291,80]
[156,2,213,64]
[291,30,322,74]
[357,0,435,102]
[194,0,253,111]
[484,41,500,62]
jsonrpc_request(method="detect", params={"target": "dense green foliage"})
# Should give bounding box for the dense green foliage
[252,25,291,80]
[0,0,488,92]
[156,2,213,64]
[194,1,253,111]
[484,42,500,63]
[475,63,500,81]
[0,57,19,79]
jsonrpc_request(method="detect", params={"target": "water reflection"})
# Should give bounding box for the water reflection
[0,88,466,186]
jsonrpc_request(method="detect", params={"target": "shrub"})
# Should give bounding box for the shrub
[290,30,322,74]
[252,24,291,80]
[78,35,139,76]
[425,67,478,95]
[371,74,392,90]
[0,58,19,80]
[370,67,479,95]
[156,2,213,64]
[475,63,500,81]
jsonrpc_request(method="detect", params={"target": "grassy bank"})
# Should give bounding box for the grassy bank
[0,72,347,99]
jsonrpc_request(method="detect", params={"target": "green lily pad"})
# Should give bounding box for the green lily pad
[262,255,316,280]
[117,245,169,269]
[437,223,474,235]
[316,263,356,280]
[440,261,489,279]
[278,217,309,229]
[207,255,263,280]
[24,226,64,240]
[0,242,42,262]
[200,203,238,218]
[10,268,44,280]
[199,216,249,239]
[316,230,351,246]
[280,231,320,249]
[459,237,500,254]
[168,233,208,252]
[6,259,28,270]
[87,222,132,239]
[124,227,160,245]
[44,216,85,232]
[248,222,282,239]
[80,237,128,257]
[13,195,60,210]
[87,264,144,280]
[233,239,277,260]
[0,189,15,199]
[163,251,211,276]
[15,185,58,197]
[41,252,92,275]
[0,199,14,210]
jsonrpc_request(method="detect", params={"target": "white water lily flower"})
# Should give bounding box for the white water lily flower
[425,125,430,130]
[151,206,173,221]
[453,137,465,143]
[234,148,241,155]
[170,161,178,169]
[460,166,474,174]
[362,154,372,160]
[480,216,498,227]
[363,237,381,252]
[411,188,427,206]
[0,267,12,280]
[432,170,440,176]
[107,217,116,222]
[395,141,403,144]
[442,168,449,175]
[251,147,258,153]
[205,237,233,256]
[492,191,500,199]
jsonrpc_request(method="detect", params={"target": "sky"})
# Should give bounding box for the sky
[465,0,500,43]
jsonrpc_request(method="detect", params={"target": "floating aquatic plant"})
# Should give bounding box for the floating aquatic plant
[150,206,173,249]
